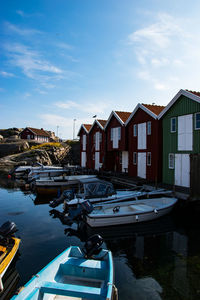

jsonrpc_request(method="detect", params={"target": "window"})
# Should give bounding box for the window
[147,121,151,135]
[171,117,176,132]
[111,128,113,140]
[195,112,200,129]
[169,153,174,169]
[118,127,121,139]
[133,124,137,136]
[147,152,151,166]
[133,152,137,165]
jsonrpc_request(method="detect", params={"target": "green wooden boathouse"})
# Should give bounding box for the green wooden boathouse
[158,89,200,189]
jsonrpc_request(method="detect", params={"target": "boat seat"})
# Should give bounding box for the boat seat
[64,257,106,269]
[57,258,107,280]
[40,281,103,299]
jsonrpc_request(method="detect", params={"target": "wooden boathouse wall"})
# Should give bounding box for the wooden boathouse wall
[105,115,127,172]
[126,107,163,182]
[190,154,200,199]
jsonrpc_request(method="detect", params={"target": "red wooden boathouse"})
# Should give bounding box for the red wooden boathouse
[125,104,165,182]
[77,124,92,168]
[104,111,131,172]
[88,119,107,171]
[20,127,50,142]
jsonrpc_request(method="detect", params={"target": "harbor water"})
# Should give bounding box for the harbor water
[0,177,200,299]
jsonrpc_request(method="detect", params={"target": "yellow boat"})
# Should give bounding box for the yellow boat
[0,222,20,292]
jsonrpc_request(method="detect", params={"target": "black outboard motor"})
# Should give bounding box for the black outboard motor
[50,189,74,208]
[0,221,18,237]
[82,234,104,258]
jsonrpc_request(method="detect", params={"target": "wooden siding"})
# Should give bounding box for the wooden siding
[106,115,126,151]
[79,127,91,168]
[89,124,106,170]
[162,95,200,185]
[127,108,162,182]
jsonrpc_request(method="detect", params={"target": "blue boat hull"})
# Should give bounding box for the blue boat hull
[12,246,116,300]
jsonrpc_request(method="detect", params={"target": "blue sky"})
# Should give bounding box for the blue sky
[1,0,200,139]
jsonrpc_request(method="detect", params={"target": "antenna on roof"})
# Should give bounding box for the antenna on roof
[152,102,155,105]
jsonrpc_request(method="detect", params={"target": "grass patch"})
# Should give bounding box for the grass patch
[31,142,62,150]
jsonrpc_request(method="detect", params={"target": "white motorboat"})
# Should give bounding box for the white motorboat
[84,197,178,227]
[33,175,97,196]
[59,178,171,208]
[12,163,65,179]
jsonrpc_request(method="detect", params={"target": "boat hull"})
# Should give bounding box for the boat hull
[86,197,177,228]
[12,246,116,300]
[0,238,20,292]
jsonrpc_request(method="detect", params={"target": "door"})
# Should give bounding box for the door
[175,154,190,187]
[81,152,86,167]
[95,152,100,170]
[122,151,128,173]
[138,123,146,150]
[178,114,193,151]
[137,152,146,179]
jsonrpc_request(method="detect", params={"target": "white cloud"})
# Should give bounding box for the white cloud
[125,12,200,93]
[55,101,79,109]
[0,71,15,77]
[4,43,64,87]
[5,22,42,36]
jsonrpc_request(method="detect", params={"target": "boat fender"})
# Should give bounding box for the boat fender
[154,209,158,214]
[107,283,118,300]
[113,206,120,213]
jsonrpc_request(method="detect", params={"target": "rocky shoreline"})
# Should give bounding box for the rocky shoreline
[0,128,80,174]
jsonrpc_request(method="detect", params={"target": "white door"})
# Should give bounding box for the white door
[81,152,86,167]
[95,132,100,151]
[175,154,190,187]
[82,135,86,151]
[138,123,146,150]
[113,128,119,149]
[137,152,146,179]
[178,114,193,151]
[95,152,100,170]
[122,151,128,172]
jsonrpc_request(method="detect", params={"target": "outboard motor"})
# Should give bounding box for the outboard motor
[82,234,104,258]
[0,221,18,237]
[50,189,74,208]
[80,200,94,214]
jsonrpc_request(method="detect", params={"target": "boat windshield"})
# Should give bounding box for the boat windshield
[84,182,115,198]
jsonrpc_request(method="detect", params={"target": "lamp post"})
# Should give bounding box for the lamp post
[73,119,76,140]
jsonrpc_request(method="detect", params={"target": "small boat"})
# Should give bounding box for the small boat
[32,175,97,196]
[81,197,178,227]
[0,221,20,292]
[50,177,171,208]
[12,163,66,179]
[12,234,118,300]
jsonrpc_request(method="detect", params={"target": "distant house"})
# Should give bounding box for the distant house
[104,111,131,172]
[125,104,165,182]
[20,127,50,142]
[158,89,200,189]
[89,119,107,171]
[77,124,92,168]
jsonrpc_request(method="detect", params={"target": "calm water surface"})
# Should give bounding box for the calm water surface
[0,177,200,300]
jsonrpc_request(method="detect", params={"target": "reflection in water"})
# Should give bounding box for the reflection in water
[0,177,200,299]
[0,254,20,300]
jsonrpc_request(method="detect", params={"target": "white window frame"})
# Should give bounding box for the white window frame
[171,117,176,133]
[133,152,137,165]
[195,112,200,130]
[147,152,151,166]
[133,124,137,137]
[147,121,151,135]
[169,153,175,169]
